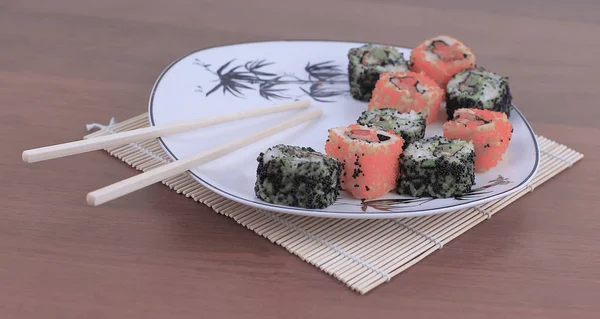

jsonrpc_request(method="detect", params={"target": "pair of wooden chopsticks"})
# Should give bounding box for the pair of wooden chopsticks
[22,100,322,206]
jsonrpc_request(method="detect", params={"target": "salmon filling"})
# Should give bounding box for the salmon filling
[348,128,391,143]
[428,40,467,62]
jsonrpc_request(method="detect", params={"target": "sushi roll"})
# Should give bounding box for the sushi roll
[409,35,476,88]
[348,44,409,101]
[443,108,513,172]
[367,71,444,124]
[445,66,512,120]
[254,144,343,209]
[325,124,404,200]
[397,136,475,198]
[356,108,426,148]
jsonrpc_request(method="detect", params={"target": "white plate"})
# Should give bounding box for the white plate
[149,40,539,219]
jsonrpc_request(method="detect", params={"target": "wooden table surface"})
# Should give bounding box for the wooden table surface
[2,1,599,318]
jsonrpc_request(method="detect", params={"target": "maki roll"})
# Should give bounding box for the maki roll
[348,44,409,101]
[356,108,426,148]
[397,136,475,198]
[367,71,444,124]
[325,124,404,200]
[409,35,476,88]
[254,144,342,209]
[443,108,513,172]
[445,67,512,119]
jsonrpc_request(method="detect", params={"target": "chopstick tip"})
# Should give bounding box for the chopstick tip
[22,151,31,163]
[86,193,99,206]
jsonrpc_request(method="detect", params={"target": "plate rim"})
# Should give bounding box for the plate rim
[147,39,540,219]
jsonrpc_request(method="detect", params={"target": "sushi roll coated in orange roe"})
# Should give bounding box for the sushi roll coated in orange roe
[443,108,513,172]
[325,124,404,200]
[410,35,476,88]
[367,71,444,124]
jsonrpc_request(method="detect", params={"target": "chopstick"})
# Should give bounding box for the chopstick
[22,100,310,163]
[86,108,323,206]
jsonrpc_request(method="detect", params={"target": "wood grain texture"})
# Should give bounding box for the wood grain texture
[1,0,599,318]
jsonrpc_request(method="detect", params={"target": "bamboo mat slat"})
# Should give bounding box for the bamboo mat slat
[84,114,584,295]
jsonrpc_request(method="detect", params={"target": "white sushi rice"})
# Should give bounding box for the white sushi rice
[395,111,424,132]
[404,137,474,162]
[262,146,325,165]
[421,35,461,63]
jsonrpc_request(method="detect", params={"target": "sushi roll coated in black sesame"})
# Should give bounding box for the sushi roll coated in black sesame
[445,66,512,120]
[254,144,342,209]
[348,44,409,101]
[397,136,475,198]
[356,108,426,148]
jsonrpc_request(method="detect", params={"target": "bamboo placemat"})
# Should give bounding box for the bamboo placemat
[84,113,583,294]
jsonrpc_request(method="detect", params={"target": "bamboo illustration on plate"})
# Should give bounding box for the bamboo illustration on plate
[352,175,512,212]
[193,59,349,102]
